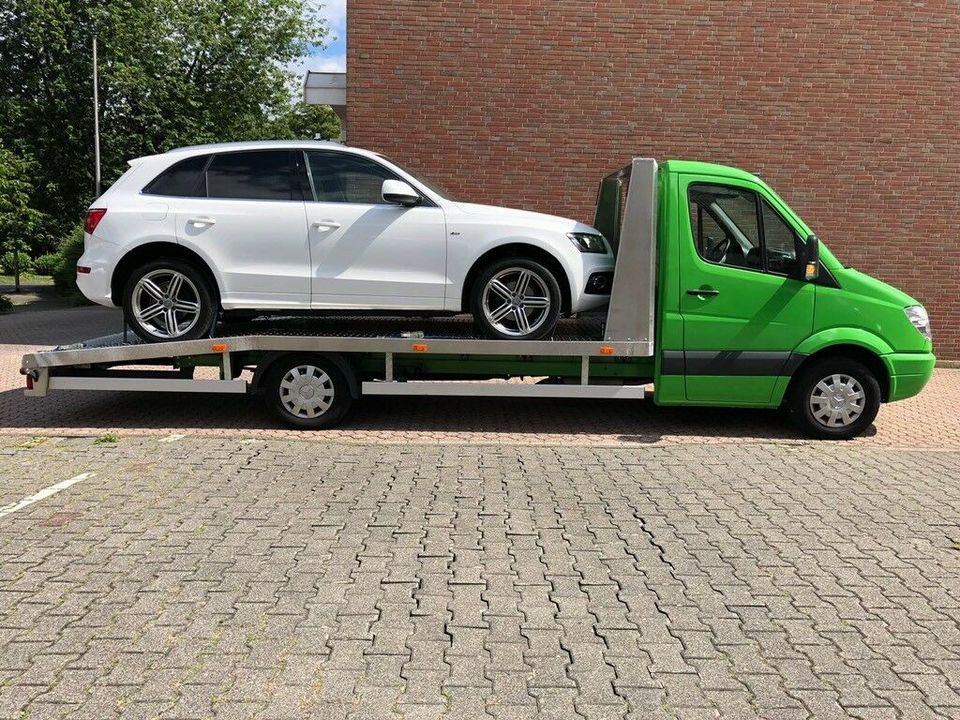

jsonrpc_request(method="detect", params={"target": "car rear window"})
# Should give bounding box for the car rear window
[142,155,208,197]
[206,150,295,201]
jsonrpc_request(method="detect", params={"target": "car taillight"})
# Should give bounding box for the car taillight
[84,208,107,234]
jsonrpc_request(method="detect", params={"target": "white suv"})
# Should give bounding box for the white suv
[77,141,615,342]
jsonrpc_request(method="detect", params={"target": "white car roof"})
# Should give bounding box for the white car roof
[130,140,383,166]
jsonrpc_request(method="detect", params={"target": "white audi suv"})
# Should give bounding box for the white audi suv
[77,141,615,342]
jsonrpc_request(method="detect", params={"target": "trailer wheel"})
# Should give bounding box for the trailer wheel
[787,358,881,440]
[265,355,352,429]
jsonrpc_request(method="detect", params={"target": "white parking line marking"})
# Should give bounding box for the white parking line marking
[0,473,96,519]
[159,434,185,443]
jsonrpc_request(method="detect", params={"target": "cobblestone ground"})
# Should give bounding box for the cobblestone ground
[1,436,959,719]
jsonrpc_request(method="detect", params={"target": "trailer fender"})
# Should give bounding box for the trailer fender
[251,352,360,399]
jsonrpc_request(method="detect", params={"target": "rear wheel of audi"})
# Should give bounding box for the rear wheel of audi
[123,259,216,343]
[265,355,353,429]
[788,358,881,440]
[471,258,562,340]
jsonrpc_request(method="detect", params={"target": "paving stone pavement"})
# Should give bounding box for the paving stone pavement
[1,436,959,719]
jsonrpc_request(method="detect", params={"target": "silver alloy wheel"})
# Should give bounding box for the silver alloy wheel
[808,373,866,427]
[279,365,335,419]
[481,267,552,337]
[132,269,202,339]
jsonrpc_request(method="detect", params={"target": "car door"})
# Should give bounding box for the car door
[303,150,447,309]
[678,175,815,403]
[173,149,311,309]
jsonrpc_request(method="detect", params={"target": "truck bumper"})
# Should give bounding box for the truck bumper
[883,351,936,402]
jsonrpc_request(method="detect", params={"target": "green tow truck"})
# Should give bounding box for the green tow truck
[22,159,935,439]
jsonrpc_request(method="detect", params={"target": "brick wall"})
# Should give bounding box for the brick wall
[348,1,960,359]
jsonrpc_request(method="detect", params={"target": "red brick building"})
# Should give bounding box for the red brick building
[348,1,959,360]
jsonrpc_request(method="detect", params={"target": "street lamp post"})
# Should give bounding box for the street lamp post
[92,35,101,198]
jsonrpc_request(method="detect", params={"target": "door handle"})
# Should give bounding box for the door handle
[686,288,720,297]
[311,220,342,231]
[187,216,216,228]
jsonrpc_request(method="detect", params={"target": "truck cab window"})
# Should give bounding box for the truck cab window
[689,184,797,275]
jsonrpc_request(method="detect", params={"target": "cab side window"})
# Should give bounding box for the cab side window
[688,184,798,276]
[306,152,398,204]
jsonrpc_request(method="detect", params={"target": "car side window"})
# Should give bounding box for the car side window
[688,184,798,276]
[205,150,296,201]
[142,155,208,197]
[307,152,399,204]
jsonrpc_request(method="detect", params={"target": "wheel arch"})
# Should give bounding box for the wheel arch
[111,242,222,306]
[785,343,891,404]
[460,243,572,315]
[251,352,360,399]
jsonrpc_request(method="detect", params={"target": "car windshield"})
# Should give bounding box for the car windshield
[377,155,456,200]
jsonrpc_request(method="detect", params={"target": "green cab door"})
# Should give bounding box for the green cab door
[676,175,815,404]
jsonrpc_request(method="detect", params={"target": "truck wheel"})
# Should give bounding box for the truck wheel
[472,258,562,340]
[123,259,216,343]
[265,355,352,429]
[788,358,881,440]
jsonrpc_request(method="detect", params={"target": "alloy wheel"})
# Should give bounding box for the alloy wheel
[131,269,202,339]
[481,267,553,338]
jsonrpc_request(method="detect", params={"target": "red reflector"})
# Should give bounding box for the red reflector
[26,375,33,390]
[84,208,107,234]
[76,266,91,274]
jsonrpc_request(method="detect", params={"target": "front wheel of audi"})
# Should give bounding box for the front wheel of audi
[122,259,217,343]
[471,258,562,340]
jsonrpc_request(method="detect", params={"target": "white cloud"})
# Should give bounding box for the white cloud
[285,52,346,78]
[321,0,346,32]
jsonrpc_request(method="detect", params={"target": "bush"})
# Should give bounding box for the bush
[1,250,33,275]
[52,226,85,294]
[32,253,60,276]
[0,294,12,313]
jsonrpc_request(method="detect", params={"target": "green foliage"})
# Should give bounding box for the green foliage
[33,253,60,275]
[0,0,329,237]
[0,145,51,261]
[271,104,341,140]
[0,294,11,313]
[52,226,86,294]
[1,251,33,275]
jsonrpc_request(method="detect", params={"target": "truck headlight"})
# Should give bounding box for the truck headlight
[904,305,931,340]
[567,232,607,254]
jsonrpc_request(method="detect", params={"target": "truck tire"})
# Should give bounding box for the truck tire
[123,259,217,343]
[788,358,881,440]
[265,355,353,429]
[472,258,562,340]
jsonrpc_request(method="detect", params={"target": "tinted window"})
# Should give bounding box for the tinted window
[143,155,207,197]
[761,199,798,276]
[307,152,398,204]
[206,151,295,201]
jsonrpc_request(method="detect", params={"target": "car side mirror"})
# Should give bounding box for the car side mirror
[796,234,820,281]
[382,179,420,207]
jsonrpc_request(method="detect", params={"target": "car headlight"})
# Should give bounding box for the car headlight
[567,232,607,254]
[904,305,931,340]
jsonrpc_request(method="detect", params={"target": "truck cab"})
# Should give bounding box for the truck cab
[649,160,935,437]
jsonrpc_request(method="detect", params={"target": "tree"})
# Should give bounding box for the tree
[272,103,341,140]
[0,145,47,291]
[0,0,329,242]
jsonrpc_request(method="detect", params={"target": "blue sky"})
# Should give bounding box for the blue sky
[294,0,347,74]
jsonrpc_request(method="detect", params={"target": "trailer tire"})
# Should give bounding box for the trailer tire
[123,258,217,343]
[471,257,562,340]
[265,355,352,429]
[787,357,881,440]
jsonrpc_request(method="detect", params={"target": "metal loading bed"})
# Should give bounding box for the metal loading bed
[21,159,658,403]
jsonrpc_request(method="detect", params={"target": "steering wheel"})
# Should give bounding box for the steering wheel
[704,234,730,262]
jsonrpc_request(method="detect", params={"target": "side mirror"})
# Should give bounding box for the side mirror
[795,233,820,281]
[382,179,420,207]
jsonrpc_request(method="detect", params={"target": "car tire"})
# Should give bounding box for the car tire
[264,354,353,429]
[787,357,881,440]
[123,258,217,343]
[471,257,562,340]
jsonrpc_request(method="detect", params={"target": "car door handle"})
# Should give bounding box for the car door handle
[686,287,720,297]
[311,220,342,230]
[187,216,216,227]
